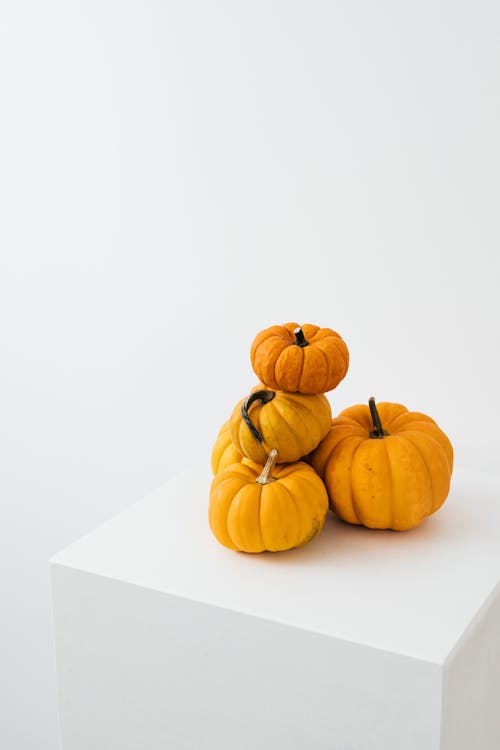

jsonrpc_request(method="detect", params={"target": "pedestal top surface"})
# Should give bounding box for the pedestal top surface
[51,464,500,663]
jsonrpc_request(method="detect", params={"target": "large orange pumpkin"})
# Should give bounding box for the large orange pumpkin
[230,386,332,464]
[310,398,453,531]
[250,322,349,394]
[209,450,329,552]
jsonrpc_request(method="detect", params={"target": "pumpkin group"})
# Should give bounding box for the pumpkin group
[209,450,329,552]
[310,398,453,531]
[209,320,454,553]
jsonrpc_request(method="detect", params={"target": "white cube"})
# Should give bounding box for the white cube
[51,465,500,750]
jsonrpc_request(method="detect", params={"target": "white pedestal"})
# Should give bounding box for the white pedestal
[51,466,500,750]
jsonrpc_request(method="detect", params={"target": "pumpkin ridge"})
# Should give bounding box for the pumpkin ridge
[260,338,291,388]
[394,421,453,470]
[283,322,300,337]
[313,344,330,392]
[293,473,327,537]
[396,434,436,518]
[325,435,364,521]
[300,323,320,341]
[287,392,330,420]
[395,417,438,430]
[288,470,328,522]
[275,479,304,549]
[314,334,343,358]
[218,444,240,473]
[385,438,430,530]
[251,327,287,365]
[277,395,326,454]
[310,439,337,478]
[339,404,373,431]
[395,418,446,436]
[390,412,436,430]
[211,421,245,474]
[294,347,306,393]
[211,476,250,550]
[332,431,366,460]
[228,483,264,552]
[345,438,365,525]
[397,430,452,511]
[257,405,282,458]
[383,439,394,529]
[252,335,280,363]
[282,467,316,497]
[275,344,302,392]
[256,481,266,548]
[272,349,281,391]
[265,398,303,456]
[375,403,408,430]
[226,483,247,549]
[280,471,326,543]
[214,465,255,487]
[326,336,349,373]
[238,405,259,456]
[312,428,361,479]
[298,345,326,394]
[249,333,267,361]
[335,416,368,432]
[307,326,335,342]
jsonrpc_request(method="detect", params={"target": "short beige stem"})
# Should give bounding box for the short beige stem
[256,449,278,484]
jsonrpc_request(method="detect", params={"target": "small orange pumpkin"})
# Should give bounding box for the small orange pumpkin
[211,421,244,474]
[209,450,329,552]
[230,386,332,464]
[250,322,349,394]
[310,398,453,531]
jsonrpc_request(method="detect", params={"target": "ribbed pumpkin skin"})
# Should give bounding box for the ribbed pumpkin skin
[209,461,329,552]
[211,421,244,474]
[250,322,349,394]
[310,402,454,531]
[230,386,332,464]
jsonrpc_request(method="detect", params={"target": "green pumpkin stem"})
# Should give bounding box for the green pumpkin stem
[294,326,309,348]
[256,449,278,484]
[369,397,388,438]
[241,389,276,444]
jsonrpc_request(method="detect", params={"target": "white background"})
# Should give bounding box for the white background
[1,2,499,748]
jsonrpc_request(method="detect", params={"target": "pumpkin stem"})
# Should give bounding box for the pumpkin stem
[256,449,279,484]
[294,326,309,348]
[369,397,388,438]
[241,389,276,444]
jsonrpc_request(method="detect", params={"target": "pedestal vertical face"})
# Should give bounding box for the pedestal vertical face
[441,583,500,750]
[51,564,442,750]
[51,466,500,750]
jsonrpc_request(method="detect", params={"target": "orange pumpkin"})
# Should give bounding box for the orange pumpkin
[230,386,332,464]
[250,322,349,394]
[310,398,453,531]
[211,421,244,474]
[209,450,329,552]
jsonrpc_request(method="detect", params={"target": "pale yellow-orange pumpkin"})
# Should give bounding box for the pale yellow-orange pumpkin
[209,450,329,552]
[230,385,332,464]
[310,398,453,531]
[211,421,244,474]
[250,322,349,394]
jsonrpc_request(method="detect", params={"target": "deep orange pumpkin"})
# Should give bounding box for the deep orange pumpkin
[250,322,349,394]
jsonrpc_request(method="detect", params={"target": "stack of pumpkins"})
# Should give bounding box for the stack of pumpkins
[209,322,453,553]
